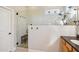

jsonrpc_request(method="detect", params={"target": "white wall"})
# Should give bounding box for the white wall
[28,25,76,52]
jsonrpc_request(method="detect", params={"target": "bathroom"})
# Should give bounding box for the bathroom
[0,6,79,52]
[16,6,78,52]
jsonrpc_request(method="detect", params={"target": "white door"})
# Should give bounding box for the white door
[0,7,14,52]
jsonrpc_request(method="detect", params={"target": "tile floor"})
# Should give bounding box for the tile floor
[16,47,44,52]
[16,47,28,52]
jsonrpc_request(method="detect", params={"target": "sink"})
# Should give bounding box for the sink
[70,40,79,45]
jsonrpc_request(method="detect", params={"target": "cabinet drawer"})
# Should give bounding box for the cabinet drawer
[66,42,73,52]
[63,45,68,52]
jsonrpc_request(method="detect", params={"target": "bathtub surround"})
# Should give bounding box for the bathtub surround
[28,25,76,52]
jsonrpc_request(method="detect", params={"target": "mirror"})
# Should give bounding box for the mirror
[61,6,77,25]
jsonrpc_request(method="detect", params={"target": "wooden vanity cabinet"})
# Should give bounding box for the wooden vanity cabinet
[61,38,77,52]
[73,48,77,52]
[63,44,69,52]
[62,39,68,52]
[66,42,73,52]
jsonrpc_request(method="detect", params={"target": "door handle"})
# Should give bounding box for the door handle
[8,32,11,35]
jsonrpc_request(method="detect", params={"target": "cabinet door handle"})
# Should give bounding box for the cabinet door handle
[36,27,38,29]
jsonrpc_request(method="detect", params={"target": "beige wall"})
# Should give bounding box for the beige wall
[7,6,28,16]
[27,6,65,25]
[27,6,64,16]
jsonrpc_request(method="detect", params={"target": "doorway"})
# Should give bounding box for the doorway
[16,15,28,49]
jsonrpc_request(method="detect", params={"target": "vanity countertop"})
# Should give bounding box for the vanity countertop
[61,36,79,52]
